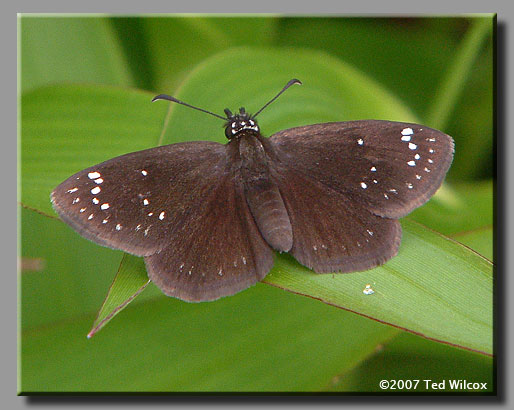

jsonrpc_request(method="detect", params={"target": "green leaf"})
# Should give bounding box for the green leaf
[142,16,277,91]
[426,17,493,130]
[265,219,492,355]
[20,16,133,93]
[20,282,399,392]
[409,181,492,235]
[88,255,150,338]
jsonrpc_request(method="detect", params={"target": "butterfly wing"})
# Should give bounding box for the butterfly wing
[271,166,402,273]
[144,174,274,302]
[269,120,454,219]
[267,120,453,273]
[51,142,274,301]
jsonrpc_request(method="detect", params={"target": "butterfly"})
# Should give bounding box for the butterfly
[51,79,454,302]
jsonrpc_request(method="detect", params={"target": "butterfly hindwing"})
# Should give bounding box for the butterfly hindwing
[144,175,274,302]
[269,120,454,219]
[271,166,402,273]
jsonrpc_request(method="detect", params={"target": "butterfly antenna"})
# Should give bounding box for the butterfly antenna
[152,94,227,120]
[251,79,302,119]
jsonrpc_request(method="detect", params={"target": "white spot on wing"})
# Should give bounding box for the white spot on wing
[406,183,413,189]
[88,214,94,220]
[401,128,414,136]
[407,160,416,166]
[360,182,367,189]
[102,219,108,224]
[401,135,411,142]
[414,154,421,160]
[428,159,434,164]
[94,178,103,184]
[80,208,86,213]
[72,198,80,204]
[141,170,148,176]
[159,211,165,220]
[357,138,364,145]
[100,203,110,210]
[88,172,101,179]
[91,186,101,195]
[408,143,417,150]
[367,229,374,236]
[143,199,149,206]
[67,188,78,193]
[116,224,122,231]
[416,174,422,180]
[92,198,99,204]
[370,166,376,172]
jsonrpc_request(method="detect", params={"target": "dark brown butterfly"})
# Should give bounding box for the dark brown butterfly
[51,79,454,302]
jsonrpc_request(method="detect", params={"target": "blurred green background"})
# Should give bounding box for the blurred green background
[19,15,494,393]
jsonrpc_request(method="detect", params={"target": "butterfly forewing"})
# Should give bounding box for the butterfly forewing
[51,142,228,256]
[270,120,454,219]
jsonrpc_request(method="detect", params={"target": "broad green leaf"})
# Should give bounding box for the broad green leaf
[142,16,276,91]
[265,219,492,355]
[20,16,133,93]
[21,85,167,215]
[20,281,399,392]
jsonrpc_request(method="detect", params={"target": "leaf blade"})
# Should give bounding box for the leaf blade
[264,219,492,355]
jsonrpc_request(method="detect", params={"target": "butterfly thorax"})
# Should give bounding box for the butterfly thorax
[224,107,260,139]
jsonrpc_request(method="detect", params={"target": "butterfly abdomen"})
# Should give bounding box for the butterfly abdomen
[238,133,293,252]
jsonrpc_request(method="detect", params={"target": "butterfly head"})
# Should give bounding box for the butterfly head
[223,108,260,139]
